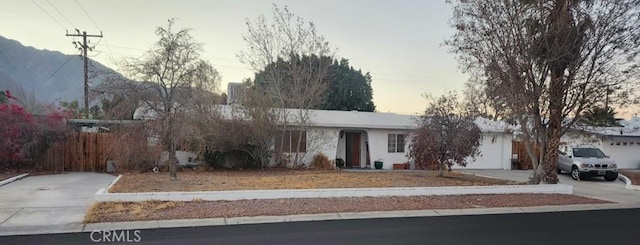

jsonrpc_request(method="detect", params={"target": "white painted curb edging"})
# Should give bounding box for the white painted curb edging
[95,184,573,202]
[105,174,122,193]
[0,173,29,187]
[618,174,640,191]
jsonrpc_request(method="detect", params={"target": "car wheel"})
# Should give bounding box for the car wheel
[571,166,581,180]
[557,167,562,174]
[604,172,618,181]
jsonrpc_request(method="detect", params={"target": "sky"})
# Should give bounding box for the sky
[2,0,469,115]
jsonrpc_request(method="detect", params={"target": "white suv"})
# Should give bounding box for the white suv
[557,145,618,181]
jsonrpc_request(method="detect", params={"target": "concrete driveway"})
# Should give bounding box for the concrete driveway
[0,173,116,235]
[460,169,640,203]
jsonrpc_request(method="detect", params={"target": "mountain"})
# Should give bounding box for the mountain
[0,35,118,109]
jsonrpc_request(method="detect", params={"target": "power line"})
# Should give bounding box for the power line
[45,0,76,29]
[94,49,132,56]
[31,0,66,30]
[107,45,147,51]
[48,51,81,79]
[73,0,100,30]
[73,0,114,58]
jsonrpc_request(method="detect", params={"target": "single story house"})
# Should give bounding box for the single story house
[289,108,514,170]
[220,106,513,170]
[562,117,640,169]
[134,105,514,170]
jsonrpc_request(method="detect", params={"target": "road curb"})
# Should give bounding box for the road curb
[0,173,29,187]
[96,173,572,202]
[618,174,640,191]
[77,202,640,233]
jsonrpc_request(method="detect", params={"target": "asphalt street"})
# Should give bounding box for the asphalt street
[1,208,638,245]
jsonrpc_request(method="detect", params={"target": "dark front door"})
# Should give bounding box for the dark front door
[345,132,361,168]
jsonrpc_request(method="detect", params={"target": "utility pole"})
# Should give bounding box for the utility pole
[66,30,102,118]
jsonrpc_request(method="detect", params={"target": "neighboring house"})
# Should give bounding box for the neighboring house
[66,118,138,132]
[562,117,640,169]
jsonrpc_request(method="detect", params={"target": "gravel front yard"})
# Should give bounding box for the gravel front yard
[109,170,519,193]
[85,194,608,223]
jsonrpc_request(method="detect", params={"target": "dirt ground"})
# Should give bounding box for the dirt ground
[109,169,520,193]
[85,194,609,223]
[620,170,640,185]
[0,172,20,181]
[0,169,28,181]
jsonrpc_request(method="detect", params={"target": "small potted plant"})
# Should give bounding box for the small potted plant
[374,159,383,169]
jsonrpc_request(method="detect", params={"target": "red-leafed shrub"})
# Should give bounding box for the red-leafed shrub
[0,90,71,169]
[0,103,35,163]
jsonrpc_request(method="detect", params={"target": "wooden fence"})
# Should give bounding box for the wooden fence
[511,141,541,170]
[35,133,113,172]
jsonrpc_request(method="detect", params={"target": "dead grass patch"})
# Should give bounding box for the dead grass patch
[620,170,640,185]
[84,201,182,223]
[85,194,609,223]
[109,170,519,193]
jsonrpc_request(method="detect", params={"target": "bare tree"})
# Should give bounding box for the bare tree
[461,76,507,121]
[447,0,640,184]
[239,4,334,167]
[99,19,220,180]
[409,92,482,177]
[186,79,277,169]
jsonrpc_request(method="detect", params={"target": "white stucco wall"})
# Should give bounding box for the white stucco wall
[601,137,640,169]
[453,133,512,170]
[365,129,411,170]
[336,133,346,161]
[158,151,199,166]
[293,128,340,167]
[279,127,514,170]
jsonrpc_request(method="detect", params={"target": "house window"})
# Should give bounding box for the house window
[388,134,405,153]
[275,130,307,153]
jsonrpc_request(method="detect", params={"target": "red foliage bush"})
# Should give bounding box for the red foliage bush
[0,91,71,169]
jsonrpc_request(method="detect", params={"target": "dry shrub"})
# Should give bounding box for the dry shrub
[106,123,162,172]
[310,153,334,170]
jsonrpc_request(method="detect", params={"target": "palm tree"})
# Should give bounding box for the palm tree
[526,0,594,184]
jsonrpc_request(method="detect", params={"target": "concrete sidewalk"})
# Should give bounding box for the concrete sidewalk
[0,173,116,236]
